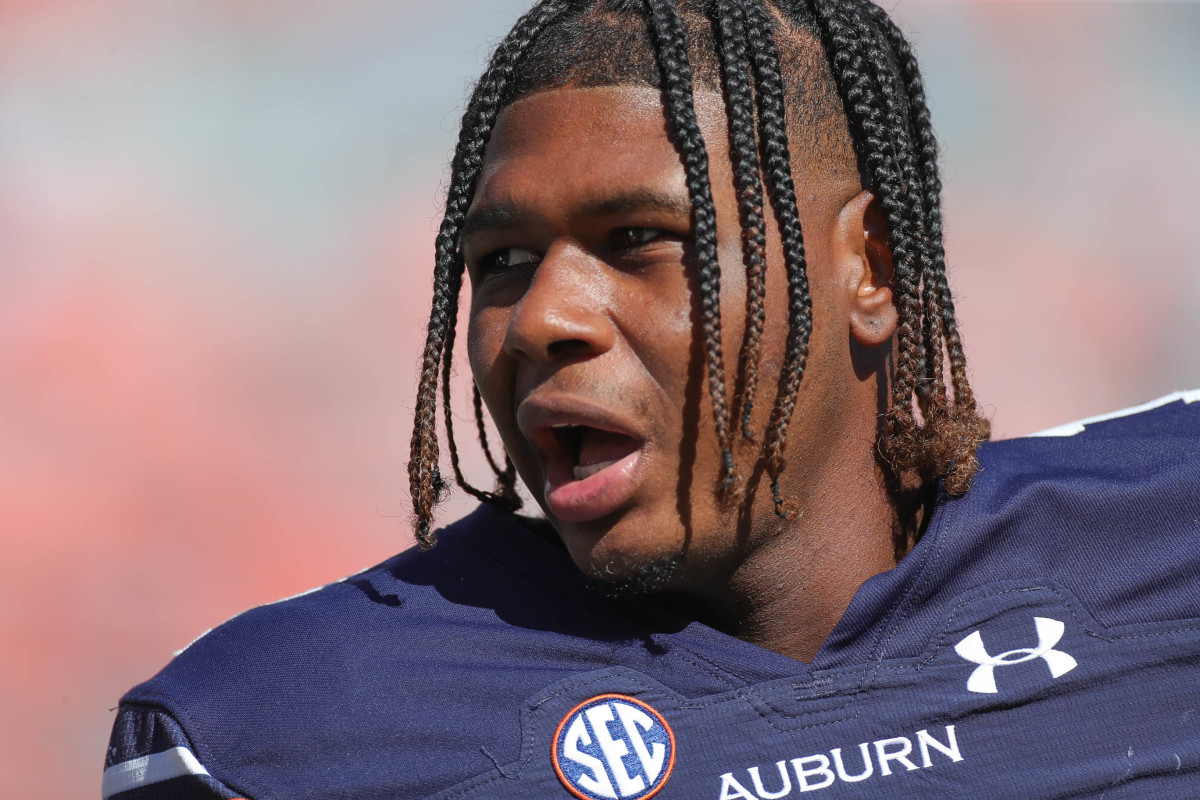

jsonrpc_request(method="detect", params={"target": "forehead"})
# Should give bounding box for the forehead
[474,85,728,205]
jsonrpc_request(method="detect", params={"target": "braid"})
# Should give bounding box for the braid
[743,0,814,516]
[850,9,947,425]
[501,453,521,505]
[408,0,568,547]
[472,384,506,477]
[439,293,513,507]
[469,382,523,508]
[807,0,929,471]
[860,1,990,491]
[645,0,737,493]
[713,0,769,442]
[846,2,944,416]
[809,0,989,497]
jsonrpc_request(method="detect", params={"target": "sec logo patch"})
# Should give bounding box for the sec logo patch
[552,693,675,800]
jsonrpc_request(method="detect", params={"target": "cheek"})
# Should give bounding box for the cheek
[715,232,749,324]
[620,274,696,403]
[467,305,514,419]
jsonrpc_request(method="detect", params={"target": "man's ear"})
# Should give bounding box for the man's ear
[836,189,897,348]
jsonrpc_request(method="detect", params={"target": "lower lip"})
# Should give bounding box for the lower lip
[544,448,644,524]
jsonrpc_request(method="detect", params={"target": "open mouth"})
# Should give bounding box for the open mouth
[552,424,642,481]
[537,422,646,524]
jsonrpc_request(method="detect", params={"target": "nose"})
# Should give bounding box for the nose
[502,246,616,365]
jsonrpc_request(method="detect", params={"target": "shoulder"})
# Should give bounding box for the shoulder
[934,390,1200,624]
[109,504,631,799]
[968,388,1199,528]
[851,391,1200,665]
[1021,388,1200,440]
[134,504,538,701]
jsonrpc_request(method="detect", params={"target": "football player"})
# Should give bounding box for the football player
[104,1,1200,798]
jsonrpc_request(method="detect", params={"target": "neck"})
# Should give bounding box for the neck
[670,435,901,664]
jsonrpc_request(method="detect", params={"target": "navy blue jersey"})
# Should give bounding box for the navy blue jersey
[104,392,1200,799]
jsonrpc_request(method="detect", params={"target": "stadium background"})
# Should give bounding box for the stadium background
[1,1,1197,797]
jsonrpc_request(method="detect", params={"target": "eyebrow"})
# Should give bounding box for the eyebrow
[460,187,693,241]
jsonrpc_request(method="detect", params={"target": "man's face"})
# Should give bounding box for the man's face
[463,85,872,595]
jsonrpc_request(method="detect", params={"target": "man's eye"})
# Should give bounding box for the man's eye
[482,246,541,272]
[615,227,663,248]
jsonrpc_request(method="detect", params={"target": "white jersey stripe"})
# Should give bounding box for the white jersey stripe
[1027,389,1200,438]
[102,746,211,798]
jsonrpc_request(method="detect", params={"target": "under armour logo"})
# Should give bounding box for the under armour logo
[954,616,1078,694]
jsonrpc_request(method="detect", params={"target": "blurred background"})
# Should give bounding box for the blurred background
[1,1,1197,796]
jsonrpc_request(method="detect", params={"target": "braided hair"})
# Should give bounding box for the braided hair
[408,0,990,546]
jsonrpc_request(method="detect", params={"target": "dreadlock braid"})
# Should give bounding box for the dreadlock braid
[817,0,988,489]
[440,288,521,511]
[859,1,991,491]
[645,0,737,493]
[438,268,493,506]
[470,382,522,506]
[846,9,947,425]
[713,0,769,442]
[807,0,931,467]
[472,383,506,477]
[408,0,569,547]
[741,0,815,517]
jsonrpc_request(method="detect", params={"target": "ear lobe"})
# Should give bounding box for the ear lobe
[838,190,898,348]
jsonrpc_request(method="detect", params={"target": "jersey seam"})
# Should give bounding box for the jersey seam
[116,696,271,800]
[111,700,258,800]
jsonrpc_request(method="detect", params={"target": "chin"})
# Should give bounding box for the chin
[557,514,688,599]
[580,552,683,600]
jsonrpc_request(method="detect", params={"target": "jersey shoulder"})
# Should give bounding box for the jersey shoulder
[844,391,1200,665]
[1024,388,1200,439]
[940,390,1200,625]
[977,388,1200,513]
[108,504,639,800]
